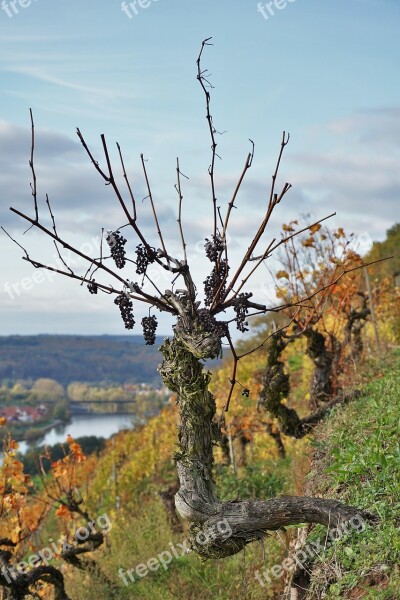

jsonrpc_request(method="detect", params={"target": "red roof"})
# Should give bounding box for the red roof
[0,406,43,420]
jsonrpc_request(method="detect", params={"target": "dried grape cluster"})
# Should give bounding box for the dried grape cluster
[106,231,127,269]
[114,293,135,330]
[233,292,252,332]
[204,234,225,262]
[204,260,229,306]
[141,315,158,345]
[197,308,228,338]
[135,244,157,275]
[87,280,98,294]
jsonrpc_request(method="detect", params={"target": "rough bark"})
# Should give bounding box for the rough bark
[0,515,113,599]
[1,538,70,600]
[305,298,370,409]
[258,332,360,439]
[159,332,375,559]
[216,414,235,468]
[218,430,231,465]
[304,329,334,408]
[60,530,118,597]
[257,334,304,437]
[159,482,183,533]
[265,423,286,458]
[0,563,70,600]
[233,435,250,467]
[344,300,370,362]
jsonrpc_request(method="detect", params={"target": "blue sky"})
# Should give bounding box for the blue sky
[0,0,399,336]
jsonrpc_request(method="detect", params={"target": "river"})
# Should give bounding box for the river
[17,413,135,455]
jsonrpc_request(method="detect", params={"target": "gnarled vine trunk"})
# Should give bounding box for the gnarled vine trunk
[258,332,360,439]
[159,329,375,559]
[305,329,335,409]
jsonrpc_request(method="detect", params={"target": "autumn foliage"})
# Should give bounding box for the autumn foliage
[0,422,110,599]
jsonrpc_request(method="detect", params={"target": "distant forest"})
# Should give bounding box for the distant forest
[0,335,164,385]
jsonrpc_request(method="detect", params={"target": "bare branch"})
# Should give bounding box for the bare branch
[224,329,239,411]
[230,212,337,302]
[197,37,219,240]
[1,226,29,259]
[238,314,300,360]
[9,206,172,312]
[222,140,254,237]
[45,194,58,236]
[250,212,336,262]
[117,142,137,220]
[269,131,291,205]
[10,206,123,283]
[208,141,255,310]
[176,157,188,265]
[21,258,120,296]
[53,241,74,275]
[220,132,291,304]
[77,129,181,274]
[76,127,109,180]
[140,153,170,261]
[29,108,38,223]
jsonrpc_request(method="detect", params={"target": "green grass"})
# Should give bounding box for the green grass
[304,349,400,599]
[288,352,303,372]
[64,493,286,600]
[215,458,290,502]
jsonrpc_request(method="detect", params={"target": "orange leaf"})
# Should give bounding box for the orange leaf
[55,505,72,520]
[302,237,315,248]
[334,227,345,239]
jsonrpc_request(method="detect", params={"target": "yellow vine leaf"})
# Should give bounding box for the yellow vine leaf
[276,287,288,299]
[282,223,295,232]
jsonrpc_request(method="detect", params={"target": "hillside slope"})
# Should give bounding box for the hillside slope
[301,350,400,599]
[25,350,399,599]
[0,334,164,384]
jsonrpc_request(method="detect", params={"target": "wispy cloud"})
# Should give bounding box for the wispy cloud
[324,108,400,149]
[3,66,141,101]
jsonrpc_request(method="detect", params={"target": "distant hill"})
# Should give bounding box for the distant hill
[0,335,165,385]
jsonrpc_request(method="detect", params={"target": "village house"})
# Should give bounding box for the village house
[0,405,47,424]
